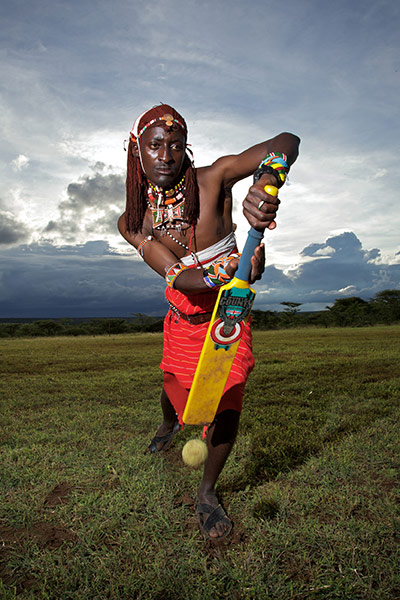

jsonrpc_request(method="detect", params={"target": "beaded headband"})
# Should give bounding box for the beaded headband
[130,112,187,142]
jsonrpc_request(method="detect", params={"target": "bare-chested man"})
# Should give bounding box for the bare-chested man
[119,104,300,541]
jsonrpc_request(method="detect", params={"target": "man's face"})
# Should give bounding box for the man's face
[137,125,186,188]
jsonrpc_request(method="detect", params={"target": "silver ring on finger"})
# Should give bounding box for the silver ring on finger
[257,200,265,210]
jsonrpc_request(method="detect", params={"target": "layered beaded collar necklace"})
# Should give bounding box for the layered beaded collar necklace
[147,175,186,233]
[146,176,200,264]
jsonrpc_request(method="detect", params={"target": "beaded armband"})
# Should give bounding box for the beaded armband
[137,235,155,258]
[165,261,189,288]
[253,152,289,187]
[203,253,241,288]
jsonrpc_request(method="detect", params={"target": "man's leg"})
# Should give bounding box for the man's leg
[196,409,240,539]
[160,387,179,428]
[148,387,179,452]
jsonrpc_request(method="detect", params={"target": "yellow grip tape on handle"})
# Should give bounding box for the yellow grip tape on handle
[264,185,279,197]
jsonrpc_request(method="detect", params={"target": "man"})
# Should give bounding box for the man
[119,104,300,541]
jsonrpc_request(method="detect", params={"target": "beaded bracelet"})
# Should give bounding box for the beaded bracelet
[165,261,189,288]
[253,165,280,186]
[203,253,241,288]
[203,271,217,288]
[254,152,289,187]
[137,235,155,258]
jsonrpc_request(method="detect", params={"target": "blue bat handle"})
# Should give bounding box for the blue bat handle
[236,227,264,282]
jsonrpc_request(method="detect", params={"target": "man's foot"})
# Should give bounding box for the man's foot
[147,420,180,453]
[195,492,232,541]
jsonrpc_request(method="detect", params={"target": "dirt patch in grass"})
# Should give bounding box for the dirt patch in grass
[173,492,195,508]
[0,522,77,550]
[0,522,78,593]
[43,481,72,507]
[163,446,184,467]
[103,475,122,490]
[198,525,247,556]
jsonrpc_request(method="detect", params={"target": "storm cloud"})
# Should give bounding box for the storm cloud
[43,164,125,243]
[256,232,400,311]
[0,232,398,318]
[0,210,31,246]
[0,240,166,318]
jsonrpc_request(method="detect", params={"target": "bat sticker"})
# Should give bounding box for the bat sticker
[210,288,255,350]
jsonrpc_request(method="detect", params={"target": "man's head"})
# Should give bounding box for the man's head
[128,109,182,187]
[130,105,188,187]
[125,104,199,234]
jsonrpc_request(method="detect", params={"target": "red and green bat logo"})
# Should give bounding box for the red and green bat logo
[210,288,255,350]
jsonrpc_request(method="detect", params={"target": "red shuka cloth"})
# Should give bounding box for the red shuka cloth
[163,373,245,425]
[160,287,255,423]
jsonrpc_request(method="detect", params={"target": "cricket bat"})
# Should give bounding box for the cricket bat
[182,185,279,425]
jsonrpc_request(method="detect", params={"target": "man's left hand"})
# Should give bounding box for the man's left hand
[225,243,265,284]
[250,243,265,283]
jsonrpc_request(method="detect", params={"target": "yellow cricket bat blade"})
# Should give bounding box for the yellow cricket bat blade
[182,185,278,426]
[182,276,256,425]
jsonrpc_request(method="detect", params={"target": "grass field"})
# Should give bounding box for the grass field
[1,326,399,599]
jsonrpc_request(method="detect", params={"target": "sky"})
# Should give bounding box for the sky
[0,0,399,317]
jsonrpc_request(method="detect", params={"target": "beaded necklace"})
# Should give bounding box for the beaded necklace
[146,177,200,264]
[146,175,186,232]
[164,224,201,267]
[148,175,185,205]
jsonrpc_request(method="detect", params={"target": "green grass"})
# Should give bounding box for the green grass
[0,327,399,599]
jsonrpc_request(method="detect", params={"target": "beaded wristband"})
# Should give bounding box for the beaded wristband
[137,235,155,258]
[203,253,241,287]
[253,165,280,186]
[203,271,217,288]
[254,152,289,187]
[165,261,189,288]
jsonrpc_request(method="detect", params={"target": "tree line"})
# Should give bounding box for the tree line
[1,290,399,338]
[0,314,164,338]
[253,289,400,329]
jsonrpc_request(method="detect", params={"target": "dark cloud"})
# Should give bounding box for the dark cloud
[0,211,30,246]
[0,241,166,318]
[0,233,399,318]
[63,169,123,211]
[43,166,125,241]
[301,232,380,263]
[254,232,400,311]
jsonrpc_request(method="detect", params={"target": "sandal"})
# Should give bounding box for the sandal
[147,421,180,453]
[195,498,233,541]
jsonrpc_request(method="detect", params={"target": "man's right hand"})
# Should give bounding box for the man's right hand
[242,176,280,231]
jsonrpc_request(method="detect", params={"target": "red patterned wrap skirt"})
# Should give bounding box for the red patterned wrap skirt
[160,286,255,424]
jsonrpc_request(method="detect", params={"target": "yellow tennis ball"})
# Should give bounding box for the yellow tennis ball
[182,439,208,467]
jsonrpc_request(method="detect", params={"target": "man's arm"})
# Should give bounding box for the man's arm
[199,132,300,232]
[210,132,300,189]
[118,213,180,278]
[118,214,265,293]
